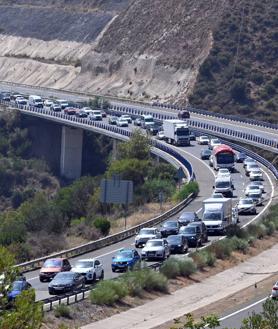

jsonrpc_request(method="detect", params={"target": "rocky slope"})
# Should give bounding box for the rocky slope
[0,0,226,102]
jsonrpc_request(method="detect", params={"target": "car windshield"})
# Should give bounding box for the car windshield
[180,227,195,234]
[146,241,163,247]
[200,136,208,140]
[212,194,224,198]
[249,192,260,197]
[180,213,195,220]
[203,150,211,155]
[163,222,177,228]
[167,236,181,243]
[119,118,127,121]
[12,281,24,291]
[144,118,153,122]
[94,111,101,115]
[140,229,155,235]
[239,199,253,205]
[75,261,94,268]
[43,259,62,268]
[55,272,74,280]
[251,171,261,175]
[215,181,230,188]
[115,251,132,259]
[248,185,259,190]
[203,213,222,221]
[249,164,259,168]
[212,139,220,144]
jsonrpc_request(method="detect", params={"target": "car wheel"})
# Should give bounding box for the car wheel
[39,278,44,283]
[93,273,96,282]
[112,268,116,273]
[100,271,104,280]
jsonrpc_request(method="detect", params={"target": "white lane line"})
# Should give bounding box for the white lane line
[219,296,268,322]
[196,207,202,214]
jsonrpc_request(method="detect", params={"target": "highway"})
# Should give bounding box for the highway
[21,134,273,301]
[0,81,278,152]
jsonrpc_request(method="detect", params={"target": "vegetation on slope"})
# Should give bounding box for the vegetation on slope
[189,0,278,122]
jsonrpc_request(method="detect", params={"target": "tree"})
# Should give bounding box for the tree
[230,80,248,103]
[118,129,151,161]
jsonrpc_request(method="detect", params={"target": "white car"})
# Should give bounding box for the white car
[217,168,231,178]
[15,97,28,106]
[243,157,256,168]
[141,239,170,260]
[209,138,221,150]
[89,110,102,121]
[71,259,104,282]
[120,115,132,124]
[249,181,264,193]
[211,192,225,198]
[116,117,129,127]
[197,136,210,145]
[56,99,69,109]
[156,131,165,140]
[44,99,54,108]
[245,184,262,196]
[245,163,260,176]
[249,169,263,181]
[135,228,161,248]
[237,198,256,215]
[271,281,278,299]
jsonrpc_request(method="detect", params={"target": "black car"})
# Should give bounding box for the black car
[178,212,200,226]
[236,152,247,163]
[178,110,190,119]
[189,131,196,141]
[166,235,188,254]
[146,123,161,135]
[48,272,85,295]
[160,221,179,237]
[200,149,212,160]
[179,225,202,247]
[188,221,208,243]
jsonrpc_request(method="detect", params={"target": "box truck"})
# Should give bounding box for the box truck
[163,119,190,146]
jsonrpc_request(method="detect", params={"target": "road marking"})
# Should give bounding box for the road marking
[219,296,268,323]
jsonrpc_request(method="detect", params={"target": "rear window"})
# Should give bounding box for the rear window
[43,259,62,268]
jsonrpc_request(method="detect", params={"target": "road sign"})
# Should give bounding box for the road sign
[100,177,133,205]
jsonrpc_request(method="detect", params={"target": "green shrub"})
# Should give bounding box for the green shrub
[160,258,180,279]
[93,217,111,236]
[226,225,249,240]
[191,252,207,270]
[173,181,199,202]
[208,240,233,260]
[178,258,197,277]
[54,304,71,319]
[230,236,249,253]
[143,269,168,293]
[247,224,266,239]
[205,251,216,267]
[90,280,128,305]
[264,221,275,236]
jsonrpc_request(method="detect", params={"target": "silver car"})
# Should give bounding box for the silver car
[71,259,104,282]
[245,163,260,176]
[243,157,256,168]
[249,181,264,193]
[249,169,263,181]
[237,198,256,215]
[141,239,170,260]
[135,228,161,248]
[245,184,262,196]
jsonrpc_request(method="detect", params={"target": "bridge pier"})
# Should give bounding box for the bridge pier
[60,126,83,179]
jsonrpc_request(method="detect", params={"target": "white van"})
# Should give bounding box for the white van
[28,95,43,108]
[213,176,234,197]
[141,114,155,129]
[56,99,69,109]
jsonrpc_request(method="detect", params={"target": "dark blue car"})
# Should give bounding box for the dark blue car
[8,279,32,302]
[111,249,141,272]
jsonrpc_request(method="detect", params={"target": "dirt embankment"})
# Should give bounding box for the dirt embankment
[0,0,228,103]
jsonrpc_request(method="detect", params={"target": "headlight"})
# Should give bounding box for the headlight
[141,251,146,255]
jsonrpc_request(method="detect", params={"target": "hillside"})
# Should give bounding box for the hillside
[189,0,278,122]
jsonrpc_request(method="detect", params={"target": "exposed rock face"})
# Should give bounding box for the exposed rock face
[0,0,227,103]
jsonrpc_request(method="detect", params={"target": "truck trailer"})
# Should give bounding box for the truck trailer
[163,119,190,146]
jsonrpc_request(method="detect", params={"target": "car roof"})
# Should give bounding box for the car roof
[76,259,95,262]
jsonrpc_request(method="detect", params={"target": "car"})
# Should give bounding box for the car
[217,168,231,177]
[44,99,54,108]
[89,110,102,121]
[100,110,107,118]
[107,116,117,125]
[146,123,161,136]
[188,221,208,243]
[166,235,188,254]
[249,169,263,181]
[120,115,132,124]
[39,258,71,282]
[64,107,77,115]
[111,249,141,272]
[156,130,165,140]
[50,103,62,112]
[189,131,196,141]
[236,152,247,163]
[48,272,85,295]
[56,99,69,109]
[135,227,161,248]
[248,190,263,206]
[15,97,28,106]
[141,239,170,260]
[71,259,104,282]
[243,157,256,168]
[211,192,225,198]
[237,198,256,215]
[271,281,278,299]
[160,220,180,237]
[197,136,210,145]
[76,108,88,117]
[177,110,190,119]
[178,212,199,226]
[209,138,222,150]
[11,93,23,101]
[245,163,260,176]
[7,278,32,302]
[200,149,212,160]
[134,117,142,126]
[0,92,10,101]
[249,181,265,193]
[245,184,262,196]
[116,117,129,127]
[179,225,202,247]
